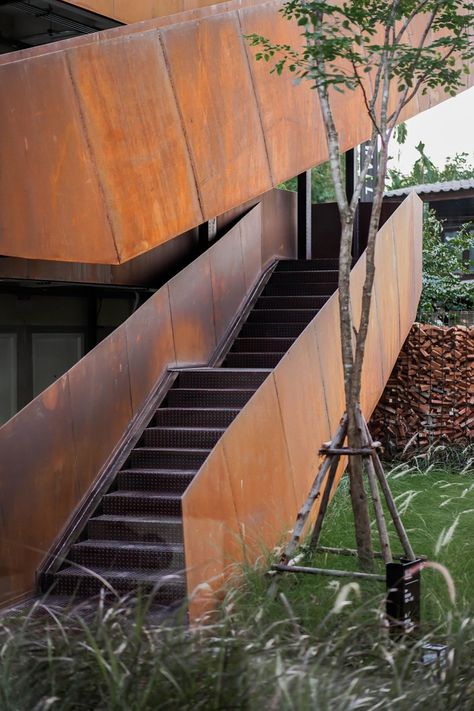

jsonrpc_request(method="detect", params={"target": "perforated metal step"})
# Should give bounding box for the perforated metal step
[70,540,185,571]
[270,270,338,284]
[239,322,306,338]
[263,281,338,296]
[142,426,225,449]
[52,566,186,602]
[103,491,183,517]
[129,447,210,470]
[256,295,328,309]
[223,352,286,368]
[116,469,196,493]
[246,308,318,324]
[276,258,340,271]
[175,369,270,389]
[153,408,240,428]
[166,388,255,408]
[87,515,184,545]
[231,337,295,353]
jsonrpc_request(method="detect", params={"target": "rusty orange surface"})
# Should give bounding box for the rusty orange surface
[349,253,385,414]
[0,201,293,608]
[209,228,247,343]
[183,442,242,622]
[125,286,177,414]
[220,374,298,554]
[183,194,424,619]
[62,0,230,23]
[273,325,331,506]
[160,13,272,220]
[0,0,469,264]
[67,31,203,263]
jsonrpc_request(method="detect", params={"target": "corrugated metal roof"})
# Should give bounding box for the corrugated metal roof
[385,178,474,198]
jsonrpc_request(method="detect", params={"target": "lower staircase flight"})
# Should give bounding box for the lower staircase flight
[42,258,339,608]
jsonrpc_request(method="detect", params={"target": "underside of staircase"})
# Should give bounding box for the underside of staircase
[41,258,340,608]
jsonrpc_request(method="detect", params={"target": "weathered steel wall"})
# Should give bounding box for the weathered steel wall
[0,0,470,264]
[183,192,423,620]
[62,0,229,23]
[0,188,290,287]
[0,197,296,608]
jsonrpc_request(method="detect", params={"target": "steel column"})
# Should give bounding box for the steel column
[297,170,312,259]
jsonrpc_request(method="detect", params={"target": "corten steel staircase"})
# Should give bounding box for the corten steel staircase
[43,258,339,606]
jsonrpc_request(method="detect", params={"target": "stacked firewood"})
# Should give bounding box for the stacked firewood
[370,323,473,455]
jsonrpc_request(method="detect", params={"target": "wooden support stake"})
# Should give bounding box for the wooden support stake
[280,416,348,564]
[362,420,416,561]
[366,457,393,563]
[309,453,341,550]
[315,545,385,559]
[272,563,385,582]
[355,408,392,564]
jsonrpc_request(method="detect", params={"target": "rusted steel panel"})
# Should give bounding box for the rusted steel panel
[312,293,346,433]
[125,286,176,415]
[0,376,77,605]
[349,253,385,415]
[261,189,298,265]
[183,442,242,622]
[160,13,273,220]
[67,328,133,501]
[184,194,424,618]
[390,193,419,339]
[273,326,331,506]
[239,1,325,182]
[63,0,229,24]
[67,31,203,263]
[239,204,263,291]
[221,374,298,555]
[373,220,402,377]
[0,0,470,264]
[0,52,117,264]
[168,252,217,365]
[209,228,247,343]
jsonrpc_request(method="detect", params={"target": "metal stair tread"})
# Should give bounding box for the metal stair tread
[105,491,183,500]
[251,308,319,312]
[56,565,185,583]
[72,540,183,553]
[171,367,272,373]
[144,427,226,433]
[169,387,257,392]
[156,407,241,412]
[91,514,183,525]
[119,468,197,475]
[131,447,212,453]
[271,269,338,275]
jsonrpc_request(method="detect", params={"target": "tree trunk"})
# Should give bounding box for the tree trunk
[346,404,374,569]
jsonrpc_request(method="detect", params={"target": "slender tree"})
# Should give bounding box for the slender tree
[248,0,474,568]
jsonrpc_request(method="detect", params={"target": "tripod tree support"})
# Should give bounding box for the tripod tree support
[269,410,416,585]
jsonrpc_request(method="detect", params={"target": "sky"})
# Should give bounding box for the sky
[388,86,474,175]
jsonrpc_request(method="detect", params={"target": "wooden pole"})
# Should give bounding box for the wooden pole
[366,457,393,563]
[362,419,416,560]
[355,408,392,564]
[272,563,385,582]
[309,451,342,550]
[280,415,347,564]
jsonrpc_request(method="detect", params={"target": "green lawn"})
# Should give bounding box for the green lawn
[1,455,473,710]
[233,458,474,633]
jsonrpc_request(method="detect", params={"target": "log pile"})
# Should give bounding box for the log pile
[370,323,473,456]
